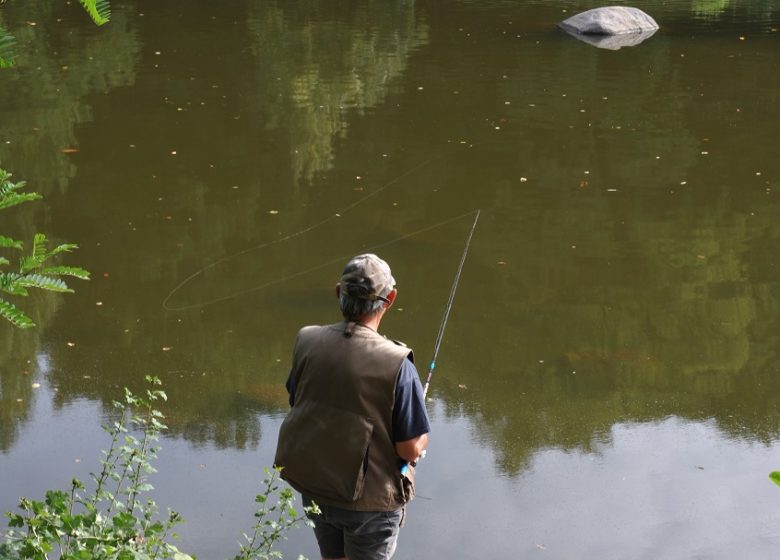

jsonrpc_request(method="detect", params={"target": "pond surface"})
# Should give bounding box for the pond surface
[2,1,780,558]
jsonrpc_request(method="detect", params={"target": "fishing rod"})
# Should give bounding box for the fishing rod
[401,209,480,476]
[422,208,480,398]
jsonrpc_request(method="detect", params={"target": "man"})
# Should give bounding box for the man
[275,253,430,560]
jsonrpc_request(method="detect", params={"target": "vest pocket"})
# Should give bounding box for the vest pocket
[275,399,374,503]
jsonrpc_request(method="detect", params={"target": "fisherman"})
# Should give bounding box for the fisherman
[275,253,430,560]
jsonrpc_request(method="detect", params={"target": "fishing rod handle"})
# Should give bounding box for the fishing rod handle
[399,450,427,476]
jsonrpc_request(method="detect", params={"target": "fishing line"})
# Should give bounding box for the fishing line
[423,208,480,398]
[164,209,480,311]
[162,158,436,311]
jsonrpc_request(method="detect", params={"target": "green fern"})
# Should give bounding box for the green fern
[18,234,79,274]
[78,0,111,26]
[36,266,90,280]
[0,235,23,250]
[0,170,24,194]
[0,26,15,69]
[0,166,88,328]
[0,298,35,328]
[0,191,42,210]
[49,243,79,256]
[0,171,41,210]
[17,273,72,293]
[0,272,29,296]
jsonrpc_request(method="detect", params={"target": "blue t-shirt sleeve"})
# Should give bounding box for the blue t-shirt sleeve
[392,358,431,442]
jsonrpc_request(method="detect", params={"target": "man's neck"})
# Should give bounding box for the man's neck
[350,311,384,332]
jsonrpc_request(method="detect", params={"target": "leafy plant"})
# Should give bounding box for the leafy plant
[78,0,111,26]
[2,376,189,560]
[770,471,780,487]
[0,168,89,328]
[1,378,317,560]
[234,469,318,560]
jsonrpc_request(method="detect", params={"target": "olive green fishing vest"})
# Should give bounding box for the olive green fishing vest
[274,321,415,511]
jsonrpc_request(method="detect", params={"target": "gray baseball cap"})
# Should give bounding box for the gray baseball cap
[340,254,396,303]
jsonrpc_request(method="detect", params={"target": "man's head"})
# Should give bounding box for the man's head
[337,253,397,322]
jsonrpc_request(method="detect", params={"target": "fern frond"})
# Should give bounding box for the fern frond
[0,191,42,211]
[78,0,111,26]
[36,266,91,280]
[0,272,29,296]
[0,298,34,328]
[0,235,23,250]
[19,234,46,273]
[50,243,79,256]
[0,26,15,69]
[0,173,25,196]
[17,274,72,293]
[32,233,47,261]
[0,257,9,266]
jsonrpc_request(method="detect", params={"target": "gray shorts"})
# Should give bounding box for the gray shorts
[303,496,404,560]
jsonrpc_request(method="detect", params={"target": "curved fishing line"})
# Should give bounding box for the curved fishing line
[162,158,433,311]
[164,209,480,311]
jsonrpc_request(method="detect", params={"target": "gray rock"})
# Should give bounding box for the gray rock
[559,6,659,36]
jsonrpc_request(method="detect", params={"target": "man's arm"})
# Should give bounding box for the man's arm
[392,358,430,462]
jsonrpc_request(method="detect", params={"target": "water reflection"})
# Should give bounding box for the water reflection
[0,3,139,195]
[247,0,429,184]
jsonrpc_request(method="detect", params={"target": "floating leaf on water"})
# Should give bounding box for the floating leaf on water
[458,384,467,390]
[61,148,79,154]
[162,347,172,352]
[67,342,75,347]
[31,383,41,389]
[268,210,279,214]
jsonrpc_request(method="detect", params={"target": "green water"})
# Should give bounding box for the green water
[2,1,780,558]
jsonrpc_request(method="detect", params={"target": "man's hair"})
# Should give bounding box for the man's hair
[339,290,385,321]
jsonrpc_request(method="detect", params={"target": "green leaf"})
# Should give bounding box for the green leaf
[0,298,34,328]
[770,471,780,487]
[17,274,72,293]
[35,266,91,280]
[0,235,23,250]
[0,192,42,211]
[32,233,47,262]
[0,257,10,266]
[50,243,80,256]
[0,272,29,296]
[0,177,27,196]
[78,0,111,26]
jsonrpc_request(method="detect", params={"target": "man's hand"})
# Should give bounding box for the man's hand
[395,433,428,463]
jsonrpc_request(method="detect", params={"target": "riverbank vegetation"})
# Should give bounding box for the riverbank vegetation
[0,377,316,559]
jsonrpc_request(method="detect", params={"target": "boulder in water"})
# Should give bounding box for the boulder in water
[559,6,659,36]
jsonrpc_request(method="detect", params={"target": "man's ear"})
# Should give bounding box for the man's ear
[335,283,341,299]
[384,289,397,307]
